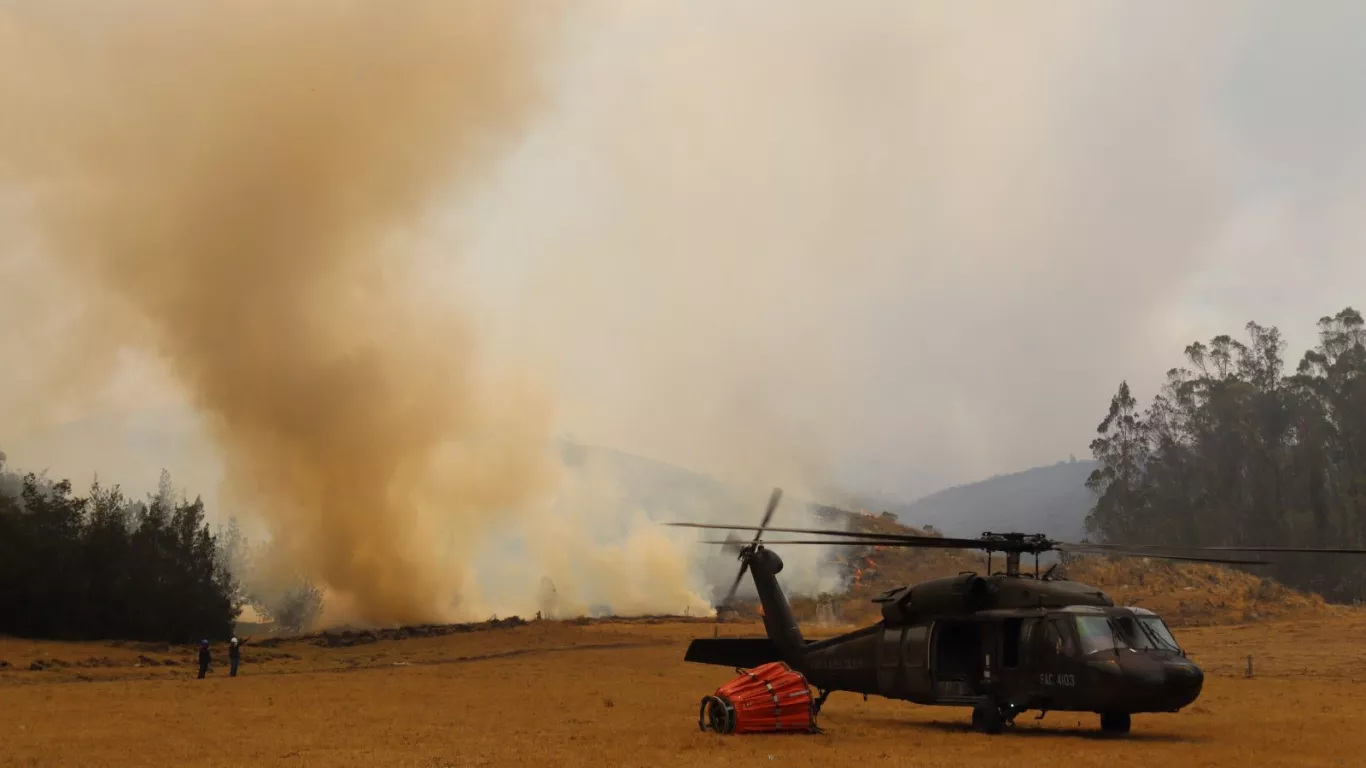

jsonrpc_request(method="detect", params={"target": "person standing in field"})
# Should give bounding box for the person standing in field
[197,639,211,679]
[228,636,251,677]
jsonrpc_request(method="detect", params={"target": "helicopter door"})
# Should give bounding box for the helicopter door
[876,627,904,697]
[993,617,1025,688]
[901,624,930,700]
[1033,616,1079,704]
[929,620,982,700]
[1001,617,1023,668]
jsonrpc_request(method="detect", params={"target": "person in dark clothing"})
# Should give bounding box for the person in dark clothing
[197,639,211,679]
[227,636,251,677]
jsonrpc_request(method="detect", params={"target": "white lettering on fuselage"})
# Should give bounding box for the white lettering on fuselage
[1039,673,1076,687]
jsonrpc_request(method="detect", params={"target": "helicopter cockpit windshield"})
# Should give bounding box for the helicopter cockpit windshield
[1073,613,1182,655]
[1116,614,1182,653]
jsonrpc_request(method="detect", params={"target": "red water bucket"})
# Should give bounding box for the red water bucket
[698,661,818,734]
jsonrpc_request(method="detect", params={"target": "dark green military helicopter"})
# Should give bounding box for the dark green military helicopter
[668,488,1366,735]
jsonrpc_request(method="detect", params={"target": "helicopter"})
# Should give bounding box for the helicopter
[668,488,1366,735]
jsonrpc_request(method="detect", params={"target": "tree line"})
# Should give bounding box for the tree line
[0,456,328,642]
[1086,307,1366,601]
[0,463,239,642]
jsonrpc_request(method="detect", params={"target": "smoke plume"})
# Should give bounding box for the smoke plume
[459,1,1366,505]
[19,3,1366,626]
[0,2,569,625]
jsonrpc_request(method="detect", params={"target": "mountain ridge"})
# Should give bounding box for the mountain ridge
[560,439,1099,540]
[890,459,1099,541]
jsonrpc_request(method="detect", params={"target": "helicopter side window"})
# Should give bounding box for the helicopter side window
[1038,620,1058,657]
[1038,618,1075,659]
[1050,617,1077,657]
[1074,616,1127,655]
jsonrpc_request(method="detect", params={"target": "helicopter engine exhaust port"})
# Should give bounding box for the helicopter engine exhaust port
[697,662,820,735]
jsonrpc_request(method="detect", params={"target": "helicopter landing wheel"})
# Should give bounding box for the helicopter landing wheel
[1099,712,1131,735]
[971,700,1005,735]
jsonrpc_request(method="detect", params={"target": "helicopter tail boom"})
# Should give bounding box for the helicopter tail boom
[684,547,809,668]
[747,546,808,665]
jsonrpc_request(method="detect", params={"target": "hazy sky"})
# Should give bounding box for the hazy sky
[4,1,1365,511]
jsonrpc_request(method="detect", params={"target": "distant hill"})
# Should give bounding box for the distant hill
[557,439,858,521]
[557,440,735,513]
[557,441,1099,541]
[891,459,1100,541]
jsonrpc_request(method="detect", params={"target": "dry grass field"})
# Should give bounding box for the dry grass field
[5,612,1366,768]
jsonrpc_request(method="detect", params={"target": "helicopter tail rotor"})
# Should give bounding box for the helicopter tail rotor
[717,487,782,608]
[718,532,747,557]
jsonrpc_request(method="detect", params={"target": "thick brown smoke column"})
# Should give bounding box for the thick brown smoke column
[1,3,563,624]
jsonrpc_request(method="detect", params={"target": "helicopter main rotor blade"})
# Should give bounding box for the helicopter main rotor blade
[699,538,1274,564]
[1056,543,1270,565]
[669,522,988,549]
[712,539,1273,565]
[700,538,985,548]
[1062,540,1366,556]
[1136,544,1366,555]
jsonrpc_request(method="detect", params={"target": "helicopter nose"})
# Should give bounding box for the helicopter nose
[1162,659,1204,709]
